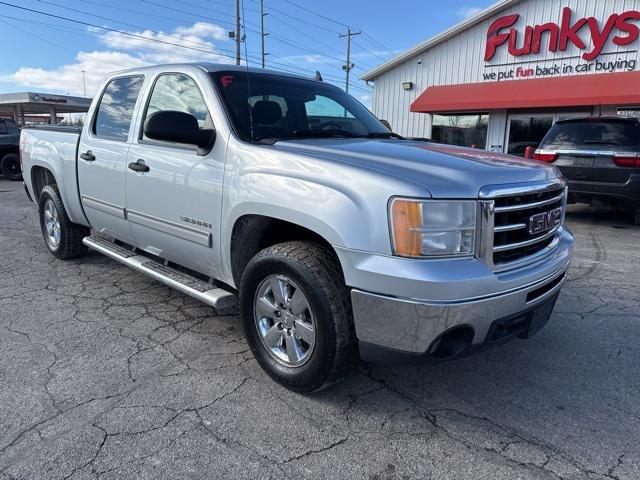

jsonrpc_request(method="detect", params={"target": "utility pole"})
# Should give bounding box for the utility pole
[235,0,241,65]
[260,0,269,68]
[339,28,361,93]
[82,70,87,98]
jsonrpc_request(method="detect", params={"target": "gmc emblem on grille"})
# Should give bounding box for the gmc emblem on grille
[529,207,562,235]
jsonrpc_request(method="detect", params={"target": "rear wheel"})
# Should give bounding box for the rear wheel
[635,209,640,226]
[240,241,356,392]
[38,185,89,259]
[0,153,22,181]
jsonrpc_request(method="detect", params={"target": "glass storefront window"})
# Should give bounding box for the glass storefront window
[431,113,488,148]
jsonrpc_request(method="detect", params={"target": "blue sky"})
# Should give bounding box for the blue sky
[0,0,495,103]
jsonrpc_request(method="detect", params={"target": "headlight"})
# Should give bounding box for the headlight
[390,198,476,257]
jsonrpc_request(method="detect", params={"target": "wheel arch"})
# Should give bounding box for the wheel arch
[31,165,58,199]
[228,214,344,288]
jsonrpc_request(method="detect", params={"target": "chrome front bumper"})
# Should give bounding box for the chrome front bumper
[352,263,567,355]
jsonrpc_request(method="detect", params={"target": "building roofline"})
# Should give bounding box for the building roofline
[360,0,523,81]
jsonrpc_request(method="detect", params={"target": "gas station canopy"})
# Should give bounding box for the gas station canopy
[0,92,92,125]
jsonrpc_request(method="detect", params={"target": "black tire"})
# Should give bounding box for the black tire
[0,153,22,181]
[240,241,357,392]
[38,184,89,259]
[635,209,640,226]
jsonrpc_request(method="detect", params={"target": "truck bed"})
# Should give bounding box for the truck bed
[20,126,88,226]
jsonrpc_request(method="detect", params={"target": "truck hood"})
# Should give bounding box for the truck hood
[272,139,561,198]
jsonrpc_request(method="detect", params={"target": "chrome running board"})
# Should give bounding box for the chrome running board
[83,235,237,309]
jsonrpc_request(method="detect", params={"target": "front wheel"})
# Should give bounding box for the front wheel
[240,241,356,392]
[38,185,89,259]
[0,153,22,181]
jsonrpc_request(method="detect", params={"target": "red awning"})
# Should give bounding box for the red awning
[410,71,640,114]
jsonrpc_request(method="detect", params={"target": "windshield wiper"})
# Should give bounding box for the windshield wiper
[255,130,406,145]
[583,140,617,145]
[256,130,362,144]
[365,132,405,140]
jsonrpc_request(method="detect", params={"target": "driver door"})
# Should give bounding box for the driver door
[125,72,225,277]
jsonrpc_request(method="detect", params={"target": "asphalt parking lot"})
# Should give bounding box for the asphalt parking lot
[1,176,639,480]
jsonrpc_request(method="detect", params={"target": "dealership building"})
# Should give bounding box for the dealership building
[361,0,640,155]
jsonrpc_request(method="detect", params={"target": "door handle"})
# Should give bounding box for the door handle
[80,150,95,162]
[128,159,150,173]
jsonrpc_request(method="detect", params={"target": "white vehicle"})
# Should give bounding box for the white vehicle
[20,64,575,391]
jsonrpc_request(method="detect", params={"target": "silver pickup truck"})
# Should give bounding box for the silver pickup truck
[20,63,574,392]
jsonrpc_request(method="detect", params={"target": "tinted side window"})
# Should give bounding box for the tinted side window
[0,120,7,135]
[93,76,144,141]
[143,73,211,142]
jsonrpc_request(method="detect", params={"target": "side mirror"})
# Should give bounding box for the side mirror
[143,110,215,155]
[379,119,392,131]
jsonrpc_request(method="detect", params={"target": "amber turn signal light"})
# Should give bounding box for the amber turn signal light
[391,199,423,257]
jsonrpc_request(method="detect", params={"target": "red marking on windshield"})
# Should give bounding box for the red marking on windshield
[221,75,234,87]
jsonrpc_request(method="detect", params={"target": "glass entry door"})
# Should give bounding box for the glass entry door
[506,114,554,156]
[506,112,591,156]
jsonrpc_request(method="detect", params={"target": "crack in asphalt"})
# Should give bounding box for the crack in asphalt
[0,183,638,479]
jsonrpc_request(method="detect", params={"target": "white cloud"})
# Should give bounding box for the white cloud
[357,94,372,108]
[0,22,232,97]
[457,6,483,19]
[279,54,340,66]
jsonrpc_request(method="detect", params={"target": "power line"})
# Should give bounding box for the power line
[0,1,240,61]
[37,0,238,52]
[0,1,374,93]
[279,0,349,29]
[351,39,391,63]
[138,0,235,28]
[266,11,351,62]
[80,0,219,27]
[0,9,337,85]
[174,0,238,20]
[360,32,395,56]
[249,0,341,34]
[0,17,134,70]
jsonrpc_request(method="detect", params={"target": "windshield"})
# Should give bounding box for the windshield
[541,119,640,148]
[211,71,392,143]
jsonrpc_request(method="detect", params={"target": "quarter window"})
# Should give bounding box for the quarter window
[143,73,211,142]
[93,76,144,142]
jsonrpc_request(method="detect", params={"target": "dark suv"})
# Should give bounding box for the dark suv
[534,117,640,225]
[0,118,22,180]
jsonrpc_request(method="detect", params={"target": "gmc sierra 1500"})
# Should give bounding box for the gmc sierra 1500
[20,64,574,392]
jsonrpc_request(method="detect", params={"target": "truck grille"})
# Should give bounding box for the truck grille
[478,180,566,270]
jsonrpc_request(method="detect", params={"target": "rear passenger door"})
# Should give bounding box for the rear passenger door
[78,75,144,243]
[125,72,225,277]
